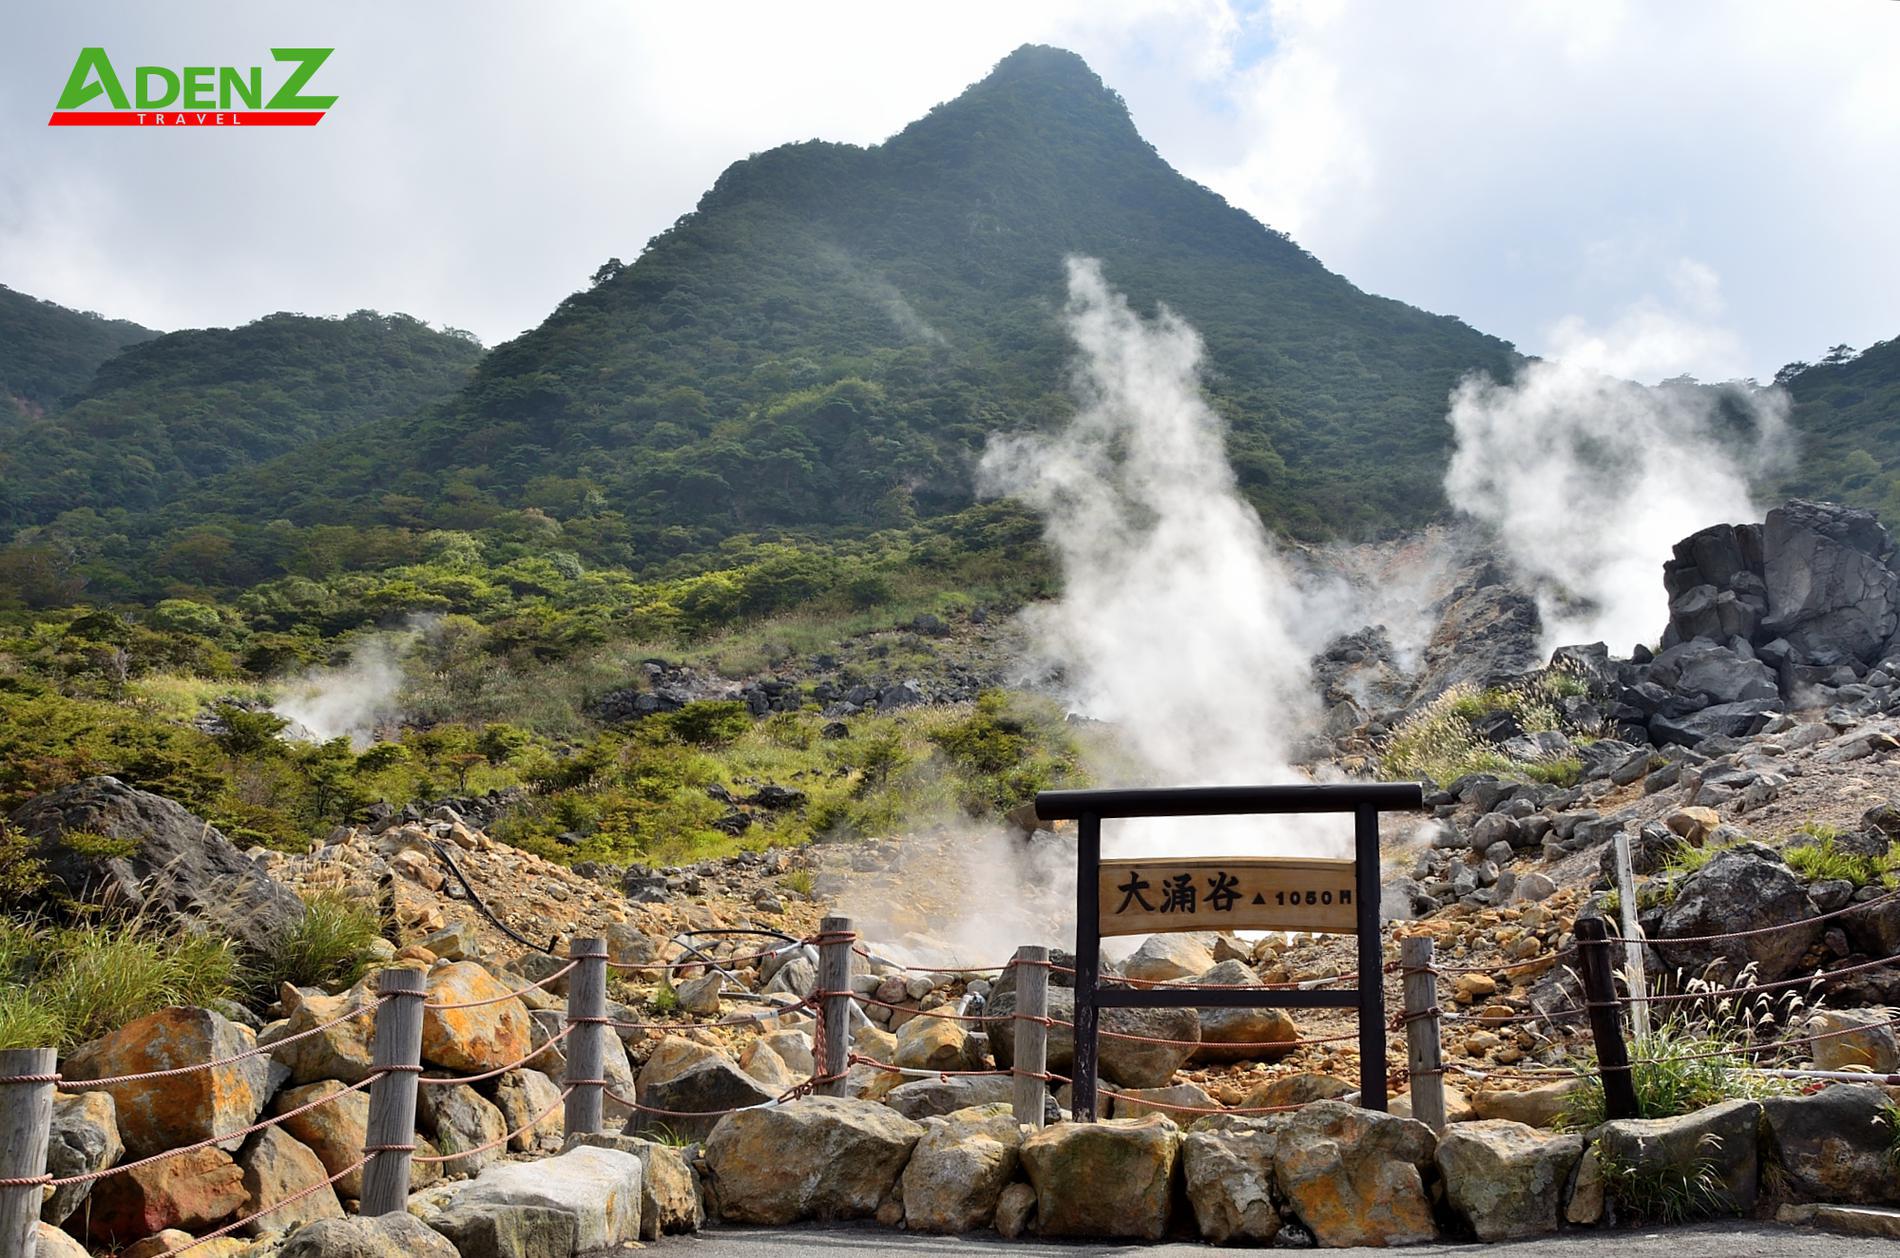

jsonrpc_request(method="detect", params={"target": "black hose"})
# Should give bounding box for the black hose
[428,838,560,956]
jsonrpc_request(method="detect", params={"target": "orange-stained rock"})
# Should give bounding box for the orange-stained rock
[271,1080,441,1201]
[265,981,382,1085]
[62,1006,273,1158]
[86,1145,246,1245]
[235,1125,345,1235]
[422,961,533,1072]
[1273,1100,1438,1246]
[123,1229,249,1258]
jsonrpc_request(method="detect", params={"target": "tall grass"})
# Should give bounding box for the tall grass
[0,916,242,1050]
[1559,1010,1792,1131]
[246,891,385,999]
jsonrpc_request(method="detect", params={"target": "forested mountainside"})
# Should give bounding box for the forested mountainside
[148,44,1521,576]
[0,282,155,426]
[0,310,483,532]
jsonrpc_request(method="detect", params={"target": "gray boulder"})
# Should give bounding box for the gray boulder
[1656,845,1820,983]
[1435,1119,1583,1240]
[279,1215,459,1258]
[1182,1114,1281,1245]
[43,1090,121,1225]
[1596,1100,1761,1218]
[1759,1085,1900,1205]
[427,1203,578,1258]
[702,1096,923,1225]
[1646,640,1778,706]
[1761,500,1900,665]
[434,1145,643,1252]
[628,1056,777,1143]
[883,1075,1016,1120]
[988,986,1199,1087]
[10,776,305,952]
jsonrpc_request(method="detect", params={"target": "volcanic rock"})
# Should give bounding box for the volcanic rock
[1435,1120,1583,1240]
[43,1089,121,1225]
[1273,1101,1437,1247]
[1182,1114,1281,1245]
[10,776,306,951]
[422,961,534,1073]
[702,1096,923,1225]
[1656,845,1820,983]
[1760,1085,1900,1205]
[278,1214,459,1258]
[1019,1114,1180,1240]
[900,1104,1023,1233]
[62,1005,273,1159]
[234,1125,345,1235]
[1596,1099,1761,1217]
[436,1144,645,1251]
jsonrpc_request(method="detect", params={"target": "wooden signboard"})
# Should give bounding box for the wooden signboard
[1098,856,1357,936]
[1035,781,1425,1121]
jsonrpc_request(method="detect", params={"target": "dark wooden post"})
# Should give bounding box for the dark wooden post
[815,915,854,1097]
[361,967,426,1215]
[1071,814,1102,1122]
[0,1047,55,1258]
[564,936,608,1137]
[1575,915,1637,1120]
[1011,945,1049,1128]
[1354,804,1388,1111]
[1399,935,1445,1130]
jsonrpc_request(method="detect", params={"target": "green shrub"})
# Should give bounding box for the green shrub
[0,822,48,909]
[1596,1132,1731,1223]
[15,918,242,1048]
[1785,831,1900,888]
[247,891,384,997]
[664,701,753,748]
[1559,1015,1790,1131]
[0,987,66,1051]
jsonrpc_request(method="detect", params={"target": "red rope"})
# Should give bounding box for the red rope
[51,999,381,1090]
[426,961,576,1010]
[44,1072,381,1188]
[414,1085,574,1163]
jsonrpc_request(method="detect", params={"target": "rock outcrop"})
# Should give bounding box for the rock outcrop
[10,776,306,951]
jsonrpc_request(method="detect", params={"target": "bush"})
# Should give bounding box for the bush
[247,891,384,997]
[6,918,242,1049]
[664,700,753,748]
[1785,829,1900,888]
[1596,1133,1730,1224]
[1559,1014,1791,1131]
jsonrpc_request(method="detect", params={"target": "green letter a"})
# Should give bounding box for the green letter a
[56,47,130,110]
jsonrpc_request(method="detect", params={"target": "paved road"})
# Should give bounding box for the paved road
[652,1220,1885,1256]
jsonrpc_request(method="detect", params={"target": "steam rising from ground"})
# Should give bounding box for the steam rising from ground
[1444,360,1788,654]
[979,257,1346,859]
[273,617,435,746]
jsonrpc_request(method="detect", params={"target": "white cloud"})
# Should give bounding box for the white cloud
[0,1,1894,379]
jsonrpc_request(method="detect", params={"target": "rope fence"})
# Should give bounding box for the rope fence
[7,899,1897,1254]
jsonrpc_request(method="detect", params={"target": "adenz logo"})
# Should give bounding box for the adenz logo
[50,47,336,127]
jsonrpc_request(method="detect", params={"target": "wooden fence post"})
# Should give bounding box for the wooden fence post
[1011,945,1049,1129]
[1611,831,1651,1041]
[361,967,427,1215]
[1575,915,1638,1120]
[0,1047,56,1258]
[815,915,854,1097]
[564,936,608,1137]
[1399,936,1446,1131]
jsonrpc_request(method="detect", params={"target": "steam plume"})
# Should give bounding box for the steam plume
[1444,359,1788,654]
[272,617,436,746]
[980,257,1345,858]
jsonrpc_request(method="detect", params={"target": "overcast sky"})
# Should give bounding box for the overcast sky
[2,1,1895,384]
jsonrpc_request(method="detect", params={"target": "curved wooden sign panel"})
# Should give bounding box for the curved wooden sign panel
[1098,856,1357,936]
